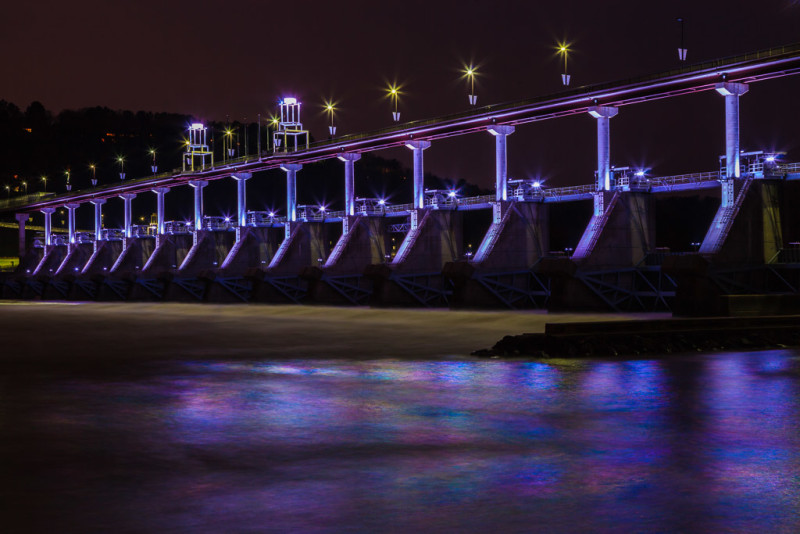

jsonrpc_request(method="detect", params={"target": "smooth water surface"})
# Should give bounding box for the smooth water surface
[2,351,800,532]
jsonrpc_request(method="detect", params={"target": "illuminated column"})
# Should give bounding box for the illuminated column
[405,140,431,209]
[588,105,619,215]
[15,213,29,258]
[65,203,79,244]
[152,188,169,235]
[487,125,515,201]
[232,173,252,228]
[188,180,208,230]
[120,193,136,238]
[338,153,361,217]
[715,82,750,209]
[281,164,302,222]
[90,199,106,240]
[41,207,55,246]
[716,82,749,180]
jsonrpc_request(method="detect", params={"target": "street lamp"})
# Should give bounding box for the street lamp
[41,175,47,192]
[65,169,72,191]
[89,164,97,186]
[325,100,336,136]
[21,181,27,194]
[4,184,9,198]
[149,149,157,174]
[387,83,401,122]
[224,129,235,160]
[465,65,477,106]
[677,18,688,61]
[557,42,570,86]
[117,156,125,180]
[269,116,280,151]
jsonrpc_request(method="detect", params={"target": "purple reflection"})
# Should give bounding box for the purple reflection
[1,352,799,532]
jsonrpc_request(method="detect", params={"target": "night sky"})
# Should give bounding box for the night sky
[3,0,800,190]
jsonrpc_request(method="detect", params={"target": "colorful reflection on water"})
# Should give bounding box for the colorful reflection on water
[2,351,799,532]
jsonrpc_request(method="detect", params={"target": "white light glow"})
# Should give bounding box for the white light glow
[284,97,297,105]
[190,123,204,130]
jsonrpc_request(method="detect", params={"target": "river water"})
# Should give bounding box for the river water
[2,351,799,533]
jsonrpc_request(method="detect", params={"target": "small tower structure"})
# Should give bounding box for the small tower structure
[273,98,310,152]
[183,123,214,172]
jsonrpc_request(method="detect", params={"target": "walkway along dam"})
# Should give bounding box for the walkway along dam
[3,43,800,314]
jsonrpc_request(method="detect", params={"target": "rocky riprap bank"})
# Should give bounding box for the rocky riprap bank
[474,316,800,358]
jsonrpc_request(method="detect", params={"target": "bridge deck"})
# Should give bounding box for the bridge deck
[3,42,800,215]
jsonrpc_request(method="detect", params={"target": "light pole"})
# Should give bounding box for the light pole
[270,116,279,151]
[677,18,687,61]
[65,170,72,191]
[558,42,570,86]
[41,175,47,192]
[243,117,248,158]
[325,100,336,137]
[117,156,125,180]
[4,184,9,198]
[388,83,401,122]
[149,149,157,174]
[225,129,234,161]
[465,65,477,106]
[22,181,27,194]
[89,164,97,186]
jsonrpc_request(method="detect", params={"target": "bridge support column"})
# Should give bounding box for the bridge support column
[588,105,618,215]
[405,140,431,209]
[188,180,208,231]
[15,213,29,258]
[90,199,106,249]
[232,173,252,239]
[715,82,749,207]
[152,187,169,235]
[41,207,55,247]
[152,187,169,248]
[66,203,79,244]
[120,193,136,239]
[487,125,515,201]
[338,153,361,222]
[281,164,302,222]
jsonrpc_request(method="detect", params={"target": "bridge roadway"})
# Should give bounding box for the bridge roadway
[4,42,800,215]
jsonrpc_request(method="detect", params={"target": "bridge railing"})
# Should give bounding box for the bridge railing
[778,162,800,173]
[453,194,495,207]
[0,192,55,211]
[634,171,722,190]
[542,184,596,199]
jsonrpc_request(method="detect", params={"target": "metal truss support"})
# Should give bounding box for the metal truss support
[24,279,44,297]
[47,279,71,299]
[2,279,23,298]
[707,264,800,295]
[216,277,254,303]
[73,279,98,299]
[262,275,308,304]
[103,278,131,301]
[171,277,206,301]
[390,272,453,307]
[472,270,550,309]
[576,267,677,312]
[321,274,373,305]
[134,277,166,300]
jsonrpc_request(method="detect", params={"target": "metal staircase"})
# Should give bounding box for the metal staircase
[699,176,753,255]
[325,217,361,267]
[392,210,431,264]
[572,191,620,260]
[268,224,300,269]
[472,203,514,263]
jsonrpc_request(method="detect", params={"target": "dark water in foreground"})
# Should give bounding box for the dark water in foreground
[2,352,800,533]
